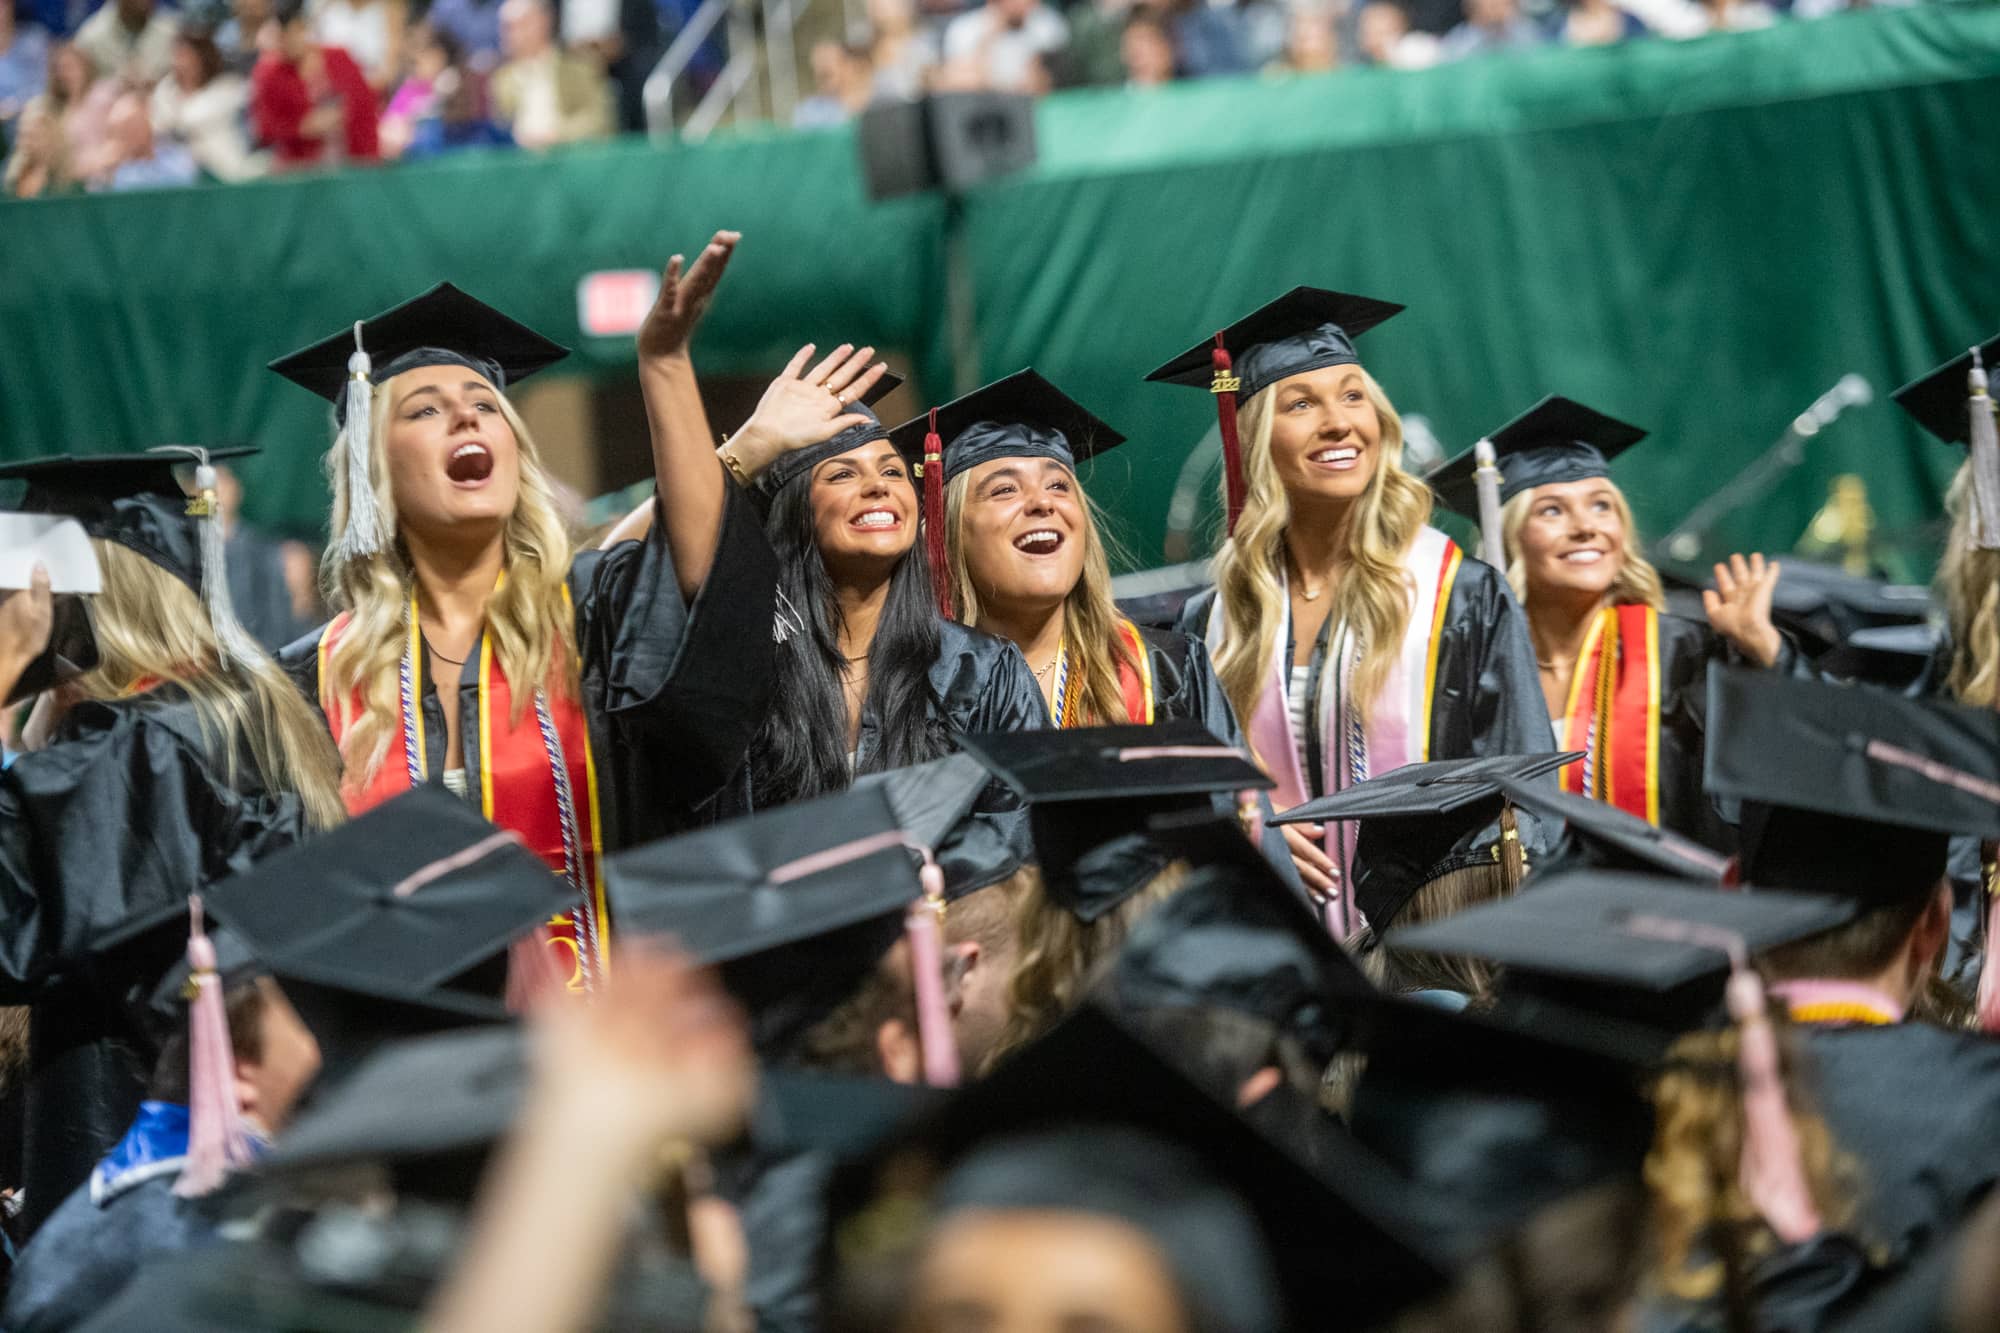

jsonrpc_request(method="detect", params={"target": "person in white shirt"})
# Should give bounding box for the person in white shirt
[939,0,1067,93]
[73,0,177,84]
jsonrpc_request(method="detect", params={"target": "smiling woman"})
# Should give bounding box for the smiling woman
[268,249,782,990]
[1149,288,1552,937]
[1426,394,1788,851]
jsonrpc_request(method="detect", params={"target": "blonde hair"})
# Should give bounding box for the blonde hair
[944,466,1138,725]
[75,541,347,830]
[1210,370,1435,738]
[1646,1022,1857,1303]
[1363,860,1512,1001]
[988,860,1190,1067]
[318,371,578,789]
[1939,461,2000,708]
[1499,482,1667,613]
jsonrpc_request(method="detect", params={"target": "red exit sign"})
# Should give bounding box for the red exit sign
[576,270,661,338]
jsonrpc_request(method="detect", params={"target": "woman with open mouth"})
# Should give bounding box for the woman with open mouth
[1425,395,1785,851]
[269,233,780,989]
[1148,288,1552,937]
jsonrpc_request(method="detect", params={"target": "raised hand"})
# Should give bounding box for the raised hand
[730,342,890,477]
[1702,552,1784,668]
[637,230,742,365]
[0,565,53,708]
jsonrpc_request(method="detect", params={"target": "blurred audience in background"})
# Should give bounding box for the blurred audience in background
[489,0,612,147]
[0,0,1945,199]
[87,82,194,185]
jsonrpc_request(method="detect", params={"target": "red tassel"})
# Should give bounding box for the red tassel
[1211,333,1246,537]
[923,407,952,618]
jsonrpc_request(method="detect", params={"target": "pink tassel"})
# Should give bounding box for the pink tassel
[1725,968,1821,1243]
[906,857,960,1088]
[1975,864,2000,1034]
[175,895,253,1198]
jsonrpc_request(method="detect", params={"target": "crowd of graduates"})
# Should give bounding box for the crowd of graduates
[1,228,1998,1332]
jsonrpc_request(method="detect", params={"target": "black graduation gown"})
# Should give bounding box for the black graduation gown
[278,483,779,849]
[0,690,311,1238]
[1176,554,1552,786]
[1645,612,1763,853]
[849,619,1047,773]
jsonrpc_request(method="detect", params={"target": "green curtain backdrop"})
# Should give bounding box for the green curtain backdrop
[3,1,1998,570]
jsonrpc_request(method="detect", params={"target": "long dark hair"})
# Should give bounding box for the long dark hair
[750,471,948,808]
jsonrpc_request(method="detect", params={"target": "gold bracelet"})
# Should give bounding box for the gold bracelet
[717,441,752,489]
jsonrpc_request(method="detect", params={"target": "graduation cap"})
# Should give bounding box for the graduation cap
[1271,753,1577,930]
[1496,779,1733,883]
[1143,287,1405,534]
[267,283,570,564]
[605,785,960,1076]
[854,752,1031,898]
[1890,333,2000,446]
[1387,869,1854,1036]
[748,370,907,512]
[203,788,570,1075]
[955,719,1270,923]
[1704,666,2000,903]
[829,1003,1449,1332]
[1813,622,1942,690]
[885,369,1126,617]
[1424,395,1649,518]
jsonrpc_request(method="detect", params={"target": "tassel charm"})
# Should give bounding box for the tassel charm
[1966,348,2000,552]
[334,321,388,562]
[922,408,952,618]
[175,895,253,1198]
[1211,334,1246,536]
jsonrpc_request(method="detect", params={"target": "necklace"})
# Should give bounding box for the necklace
[423,635,470,668]
[1033,656,1059,681]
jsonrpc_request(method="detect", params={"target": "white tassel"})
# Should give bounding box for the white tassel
[1967,348,2000,552]
[191,461,265,673]
[333,321,388,562]
[1473,437,1507,567]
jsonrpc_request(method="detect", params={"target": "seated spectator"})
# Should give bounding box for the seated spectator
[149,25,262,179]
[1052,0,1131,87]
[560,0,659,134]
[1267,4,1338,72]
[313,0,405,93]
[2,97,68,193]
[378,19,445,154]
[213,0,270,72]
[1134,0,1250,79]
[937,0,1066,94]
[489,0,612,148]
[249,0,379,167]
[86,85,194,187]
[865,0,937,100]
[0,1,52,129]
[1355,0,1439,64]
[792,38,870,127]
[1557,0,1647,43]
[402,51,506,155]
[425,0,503,74]
[30,39,117,175]
[1438,0,1544,59]
[1118,11,1173,84]
[72,0,175,83]
[1686,0,1776,31]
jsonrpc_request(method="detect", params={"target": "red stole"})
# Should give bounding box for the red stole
[1053,619,1157,727]
[317,591,608,989]
[1557,603,1662,825]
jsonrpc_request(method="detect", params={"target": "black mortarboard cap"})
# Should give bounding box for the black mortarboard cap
[854,752,1030,898]
[1271,753,1576,929]
[1101,817,1374,1066]
[830,1003,1448,1332]
[1144,287,1406,400]
[886,368,1126,482]
[955,719,1270,922]
[1424,395,1649,517]
[1815,622,1942,690]
[1705,666,2000,902]
[0,446,258,593]
[266,283,570,415]
[1890,334,2000,445]
[1497,778,1733,883]
[604,784,925,1058]
[749,371,907,508]
[203,789,568,1070]
[1387,869,1854,1034]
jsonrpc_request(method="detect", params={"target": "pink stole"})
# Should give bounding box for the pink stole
[1208,526,1463,936]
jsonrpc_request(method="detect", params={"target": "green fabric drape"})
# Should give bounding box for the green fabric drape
[2,2,1997,565]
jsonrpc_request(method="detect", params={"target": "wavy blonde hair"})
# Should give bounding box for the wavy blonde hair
[1938,461,2000,708]
[944,466,1139,725]
[74,541,347,830]
[1499,482,1667,613]
[1210,371,1434,740]
[319,371,579,789]
[987,860,1190,1068]
[1646,1022,1857,1303]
